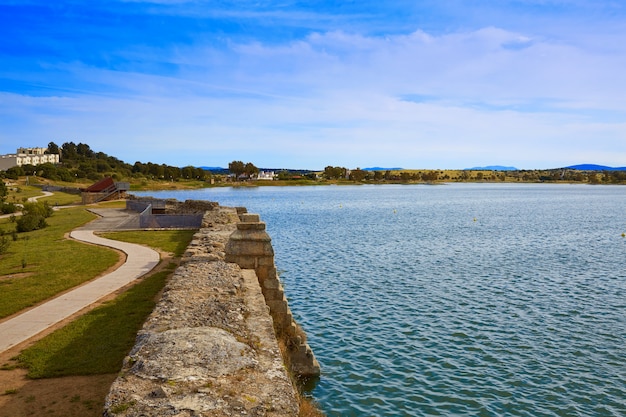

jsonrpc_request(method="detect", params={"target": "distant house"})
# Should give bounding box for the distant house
[81,177,130,204]
[256,171,276,180]
[0,147,60,171]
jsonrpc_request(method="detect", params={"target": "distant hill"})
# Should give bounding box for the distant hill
[363,167,403,171]
[566,164,626,171]
[196,166,318,175]
[197,166,226,171]
[197,166,230,174]
[465,165,518,171]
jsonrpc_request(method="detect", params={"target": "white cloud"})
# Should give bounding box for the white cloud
[181,25,626,113]
[2,23,626,169]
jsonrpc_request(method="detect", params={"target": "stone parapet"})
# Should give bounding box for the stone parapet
[225,213,321,378]
[103,206,300,416]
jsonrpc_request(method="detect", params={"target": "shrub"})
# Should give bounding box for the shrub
[22,201,54,218]
[0,234,10,255]
[16,213,47,233]
[15,202,53,233]
[0,202,19,214]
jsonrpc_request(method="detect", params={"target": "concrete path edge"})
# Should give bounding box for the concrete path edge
[0,226,160,353]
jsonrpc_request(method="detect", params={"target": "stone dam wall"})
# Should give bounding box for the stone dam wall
[104,205,320,417]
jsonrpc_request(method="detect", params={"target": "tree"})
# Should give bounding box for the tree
[244,162,259,178]
[76,142,94,158]
[228,161,245,179]
[47,141,60,155]
[180,166,193,179]
[195,167,208,180]
[5,166,23,180]
[38,163,59,180]
[323,166,346,180]
[349,168,367,182]
[56,167,74,182]
[132,161,145,174]
[588,173,600,184]
[61,142,78,160]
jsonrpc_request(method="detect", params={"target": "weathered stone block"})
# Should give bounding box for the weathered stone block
[240,213,260,222]
[289,344,321,378]
[225,255,256,269]
[255,265,277,281]
[223,210,321,380]
[225,239,273,256]
[256,256,275,267]
[263,278,281,290]
[263,288,285,302]
[237,222,267,231]
[267,299,288,315]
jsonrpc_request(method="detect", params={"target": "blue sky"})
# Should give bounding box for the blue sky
[1,1,625,170]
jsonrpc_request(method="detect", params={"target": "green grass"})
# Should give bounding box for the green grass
[4,185,43,203]
[17,264,177,378]
[0,203,196,378]
[0,208,119,319]
[100,230,197,257]
[90,200,127,208]
[38,191,82,206]
[13,229,195,378]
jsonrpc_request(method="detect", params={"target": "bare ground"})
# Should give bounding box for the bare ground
[0,367,116,417]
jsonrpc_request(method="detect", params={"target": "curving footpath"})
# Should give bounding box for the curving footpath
[0,210,160,354]
[27,190,53,202]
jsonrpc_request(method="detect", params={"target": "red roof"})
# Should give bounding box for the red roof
[84,177,115,192]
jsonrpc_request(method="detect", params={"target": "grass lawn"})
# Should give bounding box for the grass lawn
[100,230,196,257]
[38,191,82,206]
[16,264,176,377]
[129,179,210,191]
[14,228,196,378]
[2,182,81,206]
[3,185,44,203]
[0,208,119,319]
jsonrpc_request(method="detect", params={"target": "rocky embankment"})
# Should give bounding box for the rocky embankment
[104,206,304,416]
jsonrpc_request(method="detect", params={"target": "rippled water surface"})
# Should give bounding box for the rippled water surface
[138,184,626,416]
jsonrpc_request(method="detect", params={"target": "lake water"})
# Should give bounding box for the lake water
[136,183,626,416]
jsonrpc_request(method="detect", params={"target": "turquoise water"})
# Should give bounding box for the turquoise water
[137,184,626,416]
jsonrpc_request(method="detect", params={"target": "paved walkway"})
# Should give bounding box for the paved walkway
[27,190,53,202]
[0,209,160,354]
[0,190,54,219]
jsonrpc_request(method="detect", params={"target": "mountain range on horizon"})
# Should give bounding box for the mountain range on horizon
[565,164,626,171]
[465,165,519,171]
[465,164,626,171]
[197,164,626,172]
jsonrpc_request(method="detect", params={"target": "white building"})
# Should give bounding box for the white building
[0,147,60,171]
[256,171,276,180]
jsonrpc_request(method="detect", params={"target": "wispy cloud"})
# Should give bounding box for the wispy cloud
[1,1,625,169]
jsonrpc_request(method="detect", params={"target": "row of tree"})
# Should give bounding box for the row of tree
[322,166,626,184]
[0,142,210,183]
[2,141,626,185]
[323,166,441,182]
